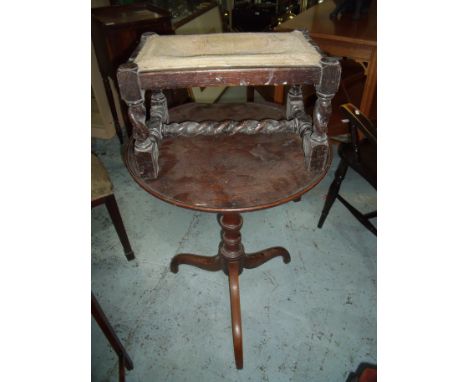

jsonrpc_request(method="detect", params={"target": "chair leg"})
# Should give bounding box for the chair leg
[119,357,126,382]
[363,211,377,219]
[337,195,377,235]
[318,159,348,228]
[105,195,135,261]
[92,293,134,374]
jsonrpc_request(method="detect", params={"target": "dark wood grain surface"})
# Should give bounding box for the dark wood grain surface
[125,103,331,213]
[92,3,173,141]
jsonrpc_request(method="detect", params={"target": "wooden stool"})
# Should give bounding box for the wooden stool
[117,31,341,369]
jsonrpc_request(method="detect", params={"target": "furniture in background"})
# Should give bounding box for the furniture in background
[346,362,377,382]
[172,1,226,104]
[276,0,376,119]
[92,293,134,381]
[170,1,220,32]
[92,41,122,140]
[223,0,304,32]
[149,0,214,25]
[330,0,373,20]
[231,1,279,32]
[318,103,376,235]
[92,153,135,260]
[92,3,172,142]
[117,30,340,368]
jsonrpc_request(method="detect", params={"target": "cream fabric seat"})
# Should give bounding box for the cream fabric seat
[134,31,322,72]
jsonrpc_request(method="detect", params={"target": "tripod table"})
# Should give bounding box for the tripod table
[124,102,332,369]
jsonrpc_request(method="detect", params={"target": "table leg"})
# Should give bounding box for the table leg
[170,212,291,369]
[359,48,377,117]
[102,76,124,143]
[244,247,290,269]
[170,253,222,273]
[273,85,285,104]
[227,260,243,369]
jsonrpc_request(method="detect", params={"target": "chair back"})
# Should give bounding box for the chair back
[340,103,376,163]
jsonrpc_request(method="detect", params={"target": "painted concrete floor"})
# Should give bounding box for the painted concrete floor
[91,90,377,382]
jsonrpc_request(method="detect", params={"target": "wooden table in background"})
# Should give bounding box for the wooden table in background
[276,0,377,117]
[92,3,172,142]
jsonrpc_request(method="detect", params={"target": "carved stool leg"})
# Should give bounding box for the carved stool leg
[227,261,243,369]
[318,159,348,228]
[118,62,159,180]
[303,56,341,173]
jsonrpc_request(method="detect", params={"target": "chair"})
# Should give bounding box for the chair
[92,293,134,381]
[317,103,377,234]
[91,153,135,260]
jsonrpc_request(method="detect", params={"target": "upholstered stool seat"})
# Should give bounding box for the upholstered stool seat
[134,31,322,72]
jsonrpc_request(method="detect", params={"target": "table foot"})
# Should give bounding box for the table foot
[170,254,222,273]
[227,261,243,369]
[244,247,291,269]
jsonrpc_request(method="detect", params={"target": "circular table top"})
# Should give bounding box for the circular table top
[125,102,331,213]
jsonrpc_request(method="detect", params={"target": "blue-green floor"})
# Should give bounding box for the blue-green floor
[91,91,376,382]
